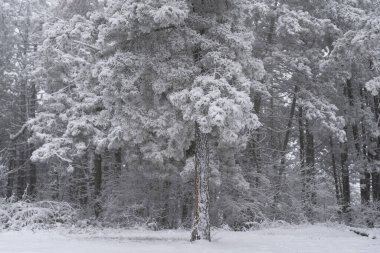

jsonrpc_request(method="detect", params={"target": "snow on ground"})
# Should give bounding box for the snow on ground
[0,224,379,253]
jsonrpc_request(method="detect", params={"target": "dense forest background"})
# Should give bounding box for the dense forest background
[0,0,380,240]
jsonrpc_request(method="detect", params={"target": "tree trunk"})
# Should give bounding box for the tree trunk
[6,147,16,198]
[305,119,316,221]
[354,120,370,205]
[373,95,380,202]
[298,107,307,205]
[27,46,38,199]
[373,172,380,202]
[93,153,102,218]
[16,149,26,200]
[253,93,262,187]
[275,85,298,202]
[339,79,355,223]
[191,123,211,242]
[340,138,351,223]
[329,137,341,205]
[360,173,371,204]
[114,148,122,175]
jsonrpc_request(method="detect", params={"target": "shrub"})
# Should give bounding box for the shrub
[0,198,78,230]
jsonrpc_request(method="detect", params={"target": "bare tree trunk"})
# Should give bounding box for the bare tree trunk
[253,94,262,187]
[373,95,380,202]
[6,146,16,198]
[373,172,380,202]
[27,45,38,199]
[191,123,211,242]
[339,79,355,223]
[360,173,371,204]
[16,148,27,200]
[358,88,371,205]
[305,119,316,221]
[298,107,306,205]
[340,138,351,223]
[114,148,122,175]
[275,86,298,202]
[76,162,89,207]
[14,1,35,201]
[329,137,341,205]
[93,153,102,218]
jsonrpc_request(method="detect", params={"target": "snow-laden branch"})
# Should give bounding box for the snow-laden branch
[54,151,73,164]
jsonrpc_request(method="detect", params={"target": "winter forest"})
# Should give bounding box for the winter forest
[1,0,380,251]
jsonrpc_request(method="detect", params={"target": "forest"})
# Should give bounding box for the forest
[0,0,380,245]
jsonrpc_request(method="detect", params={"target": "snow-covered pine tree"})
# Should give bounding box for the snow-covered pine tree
[30,0,109,213]
[95,0,263,240]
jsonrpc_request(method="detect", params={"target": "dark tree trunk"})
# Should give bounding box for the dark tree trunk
[27,157,37,199]
[6,147,16,198]
[350,111,370,204]
[373,172,380,202]
[359,105,371,204]
[305,119,316,220]
[76,163,89,207]
[93,153,102,218]
[339,79,355,223]
[360,173,371,204]
[12,2,37,201]
[52,170,60,200]
[275,85,298,202]
[114,148,122,176]
[16,149,26,200]
[298,107,307,205]
[374,95,380,202]
[253,93,262,187]
[191,123,211,242]
[329,137,341,205]
[354,119,370,204]
[340,139,351,222]
[27,63,38,199]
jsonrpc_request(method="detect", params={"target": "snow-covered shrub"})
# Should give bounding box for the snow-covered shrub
[351,202,380,228]
[0,199,78,230]
[35,201,77,224]
[0,208,11,229]
[9,206,53,230]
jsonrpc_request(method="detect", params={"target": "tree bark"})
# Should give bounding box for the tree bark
[339,79,355,222]
[27,44,38,199]
[93,153,102,218]
[298,107,307,205]
[253,94,262,187]
[114,148,122,176]
[340,138,351,222]
[329,137,341,205]
[305,119,316,221]
[373,95,380,202]
[373,172,380,202]
[191,123,211,242]
[16,149,26,200]
[6,147,16,198]
[275,85,299,202]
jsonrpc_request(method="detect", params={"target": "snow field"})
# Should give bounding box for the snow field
[0,224,379,253]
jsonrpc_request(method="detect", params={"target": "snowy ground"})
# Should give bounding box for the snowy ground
[0,224,379,253]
